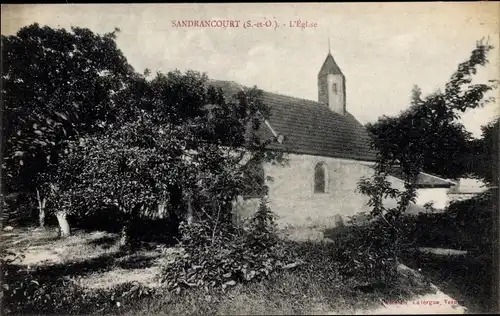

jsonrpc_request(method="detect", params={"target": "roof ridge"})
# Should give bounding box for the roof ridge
[419,171,457,184]
[263,91,320,104]
[208,78,356,115]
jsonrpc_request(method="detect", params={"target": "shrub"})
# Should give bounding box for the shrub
[2,192,38,227]
[395,188,497,251]
[331,217,412,287]
[445,189,496,249]
[160,198,290,294]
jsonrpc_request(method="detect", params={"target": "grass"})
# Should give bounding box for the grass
[1,226,435,315]
[3,228,123,267]
[107,273,368,315]
[402,250,496,314]
[106,247,434,316]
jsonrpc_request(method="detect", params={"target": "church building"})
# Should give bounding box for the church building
[210,51,454,229]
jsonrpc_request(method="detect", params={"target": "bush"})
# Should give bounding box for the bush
[2,192,38,227]
[330,217,409,287]
[160,198,290,294]
[397,188,497,251]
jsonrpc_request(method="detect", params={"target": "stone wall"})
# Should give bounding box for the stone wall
[261,153,397,229]
[231,153,442,230]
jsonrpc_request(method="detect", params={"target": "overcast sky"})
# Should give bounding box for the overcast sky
[2,3,499,137]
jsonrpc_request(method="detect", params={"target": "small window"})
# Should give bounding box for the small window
[314,162,328,193]
[332,83,338,94]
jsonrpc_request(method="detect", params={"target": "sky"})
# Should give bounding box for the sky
[2,3,499,137]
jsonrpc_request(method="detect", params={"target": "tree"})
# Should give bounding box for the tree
[54,118,181,241]
[358,39,498,258]
[56,70,285,246]
[366,86,477,180]
[1,23,133,231]
[467,118,499,187]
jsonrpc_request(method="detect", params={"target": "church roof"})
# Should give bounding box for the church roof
[207,79,378,162]
[386,167,456,188]
[318,53,344,76]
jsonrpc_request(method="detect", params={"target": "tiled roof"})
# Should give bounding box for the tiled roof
[448,178,488,194]
[318,53,343,76]
[387,167,456,188]
[208,80,378,162]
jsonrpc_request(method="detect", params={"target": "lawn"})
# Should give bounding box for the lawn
[1,226,436,315]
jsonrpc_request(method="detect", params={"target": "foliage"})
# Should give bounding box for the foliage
[402,189,498,313]
[357,39,498,264]
[331,217,409,287]
[467,119,499,186]
[366,103,476,180]
[409,250,495,313]
[2,193,37,226]
[51,68,285,242]
[2,23,132,191]
[53,115,184,227]
[402,188,497,251]
[365,39,497,180]
[2,243,431,316]
[160,198,290,294]
[3,23,286,238]
[2,23,134,232]
[2,266,155,315]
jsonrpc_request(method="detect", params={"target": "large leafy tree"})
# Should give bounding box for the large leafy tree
[366,84,475,180]
[56,70,285,243]
[1,23,133,228]
[358,39,497,257]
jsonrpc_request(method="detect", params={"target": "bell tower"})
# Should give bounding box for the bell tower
[318,49,346,115]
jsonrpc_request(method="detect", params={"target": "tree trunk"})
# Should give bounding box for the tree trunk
[186,192,193,225]
[119,206,140,248]
[119,205,130,247]
[39,205,46,228]
[120,226,129,247]
[158,198,168,219]
[36,189,46,228]
[56,211,71,237]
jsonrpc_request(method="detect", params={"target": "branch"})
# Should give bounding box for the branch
[380,211,402,236]
[211,203,221,244]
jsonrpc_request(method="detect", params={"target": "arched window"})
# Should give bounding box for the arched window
[314,162,328,193]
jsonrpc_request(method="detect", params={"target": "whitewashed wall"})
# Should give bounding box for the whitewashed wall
[415,188,450,210]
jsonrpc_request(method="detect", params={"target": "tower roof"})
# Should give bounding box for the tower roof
[318,52,343,76]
